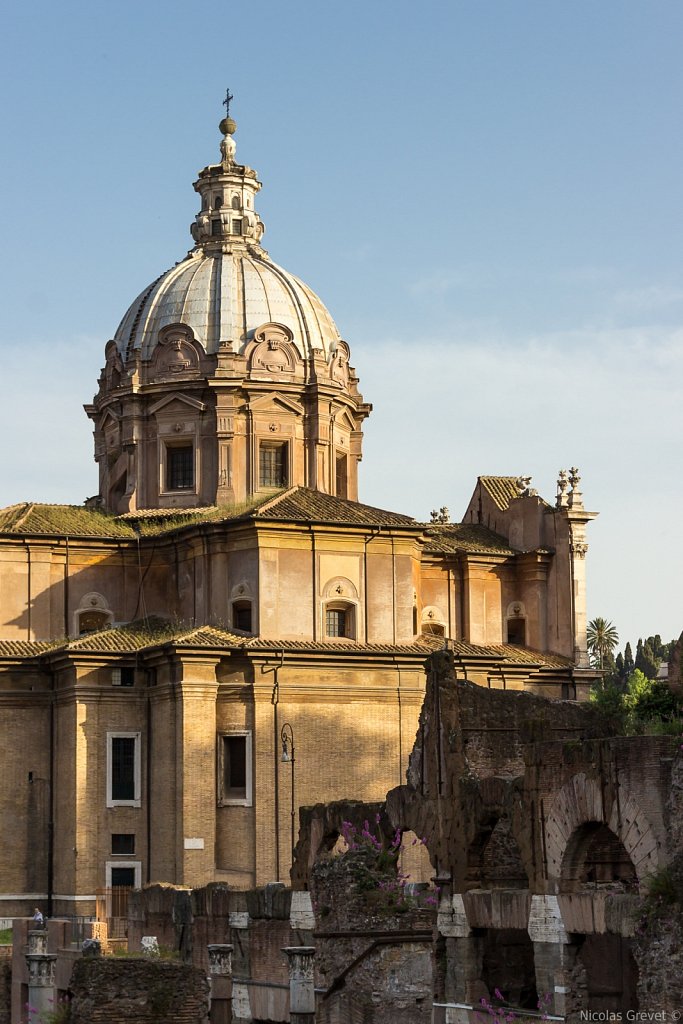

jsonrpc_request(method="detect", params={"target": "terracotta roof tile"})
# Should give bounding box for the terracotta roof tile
[0,489,414,539]
[0,504,135,538]
[478,476,521,511]
[0,639,57,658]
[0,621,572,671]
[422,523,515,555]
[253,488,416,527]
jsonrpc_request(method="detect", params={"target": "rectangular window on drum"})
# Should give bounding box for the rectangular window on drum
[259,443,287,488]
[167,445,194,490]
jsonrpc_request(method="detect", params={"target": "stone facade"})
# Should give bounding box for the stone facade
[0,109,599,914]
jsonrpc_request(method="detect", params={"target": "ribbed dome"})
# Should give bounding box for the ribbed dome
[114,249,342,362]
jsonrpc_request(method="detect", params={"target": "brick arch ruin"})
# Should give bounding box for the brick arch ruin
[544,772,660,890]
[466,814,530,890]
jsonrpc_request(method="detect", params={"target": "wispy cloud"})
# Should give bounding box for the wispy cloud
[612,283,683,313]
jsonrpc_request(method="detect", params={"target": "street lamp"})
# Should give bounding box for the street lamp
[280,723,296,864]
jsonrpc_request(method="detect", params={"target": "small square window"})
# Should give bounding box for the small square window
[112,667,135,687]
[232,218,243,235]
[167,445,194,491]
[112,833,135,856]
[111,866,136,888]
[211,219,222,236]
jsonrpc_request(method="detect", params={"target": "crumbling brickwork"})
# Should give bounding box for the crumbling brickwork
[68,958,209,1024]
[383,650,680,1018]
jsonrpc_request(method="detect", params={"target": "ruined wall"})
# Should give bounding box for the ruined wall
[631,757,683,1012]
[0,956,10,1024]
[311,850,434,1024]
[68,958,209,1024]
[382,650,681,1017]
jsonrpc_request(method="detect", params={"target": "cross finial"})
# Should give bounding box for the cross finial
[223,88,234,117]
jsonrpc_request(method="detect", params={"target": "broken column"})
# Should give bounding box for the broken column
[26,929,57,1020]
[529,895,581,1017]
[207,943,233,1024]
[283,946,316,1024]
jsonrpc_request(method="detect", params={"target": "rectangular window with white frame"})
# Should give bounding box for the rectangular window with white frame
[107,731,141,808]
[218,732,252,806]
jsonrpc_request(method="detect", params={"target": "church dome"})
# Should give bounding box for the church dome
[113,110,341,364]
[114,250,342,362]
[89,104,371,516]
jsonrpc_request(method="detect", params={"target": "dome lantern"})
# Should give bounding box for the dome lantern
[190,105,266,250]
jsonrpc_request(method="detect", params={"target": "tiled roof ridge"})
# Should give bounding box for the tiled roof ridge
[115,506,219,521]
[255,486,416,526]
[0,637,61,658]
[251,486,299,516]
[422,521,516,556]
[478,475,521,511]
[0,503,32,532]
[167,624,249,647]
[0,623,573,669]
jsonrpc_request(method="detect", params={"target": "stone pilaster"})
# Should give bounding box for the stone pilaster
[208,943,233,1024]
[283,946,316,1024]
[26,929,57,1020]
[528,894,578,1017]
[175,659,220,886]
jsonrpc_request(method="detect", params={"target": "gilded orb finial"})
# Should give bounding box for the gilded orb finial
[220,87,237,137]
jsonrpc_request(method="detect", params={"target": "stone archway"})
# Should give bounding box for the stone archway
[561,821,638,892]
[466,815,529,890]
[544,772,661,887]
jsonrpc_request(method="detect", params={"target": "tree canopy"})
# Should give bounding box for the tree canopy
[587,617,619,670]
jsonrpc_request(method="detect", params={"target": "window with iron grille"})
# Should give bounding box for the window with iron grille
[167,445,194,490]
[259,443,287,488]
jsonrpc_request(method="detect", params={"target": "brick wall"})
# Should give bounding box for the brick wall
[68,958,209,1024]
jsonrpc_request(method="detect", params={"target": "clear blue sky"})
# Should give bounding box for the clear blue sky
[1,0,681,651]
